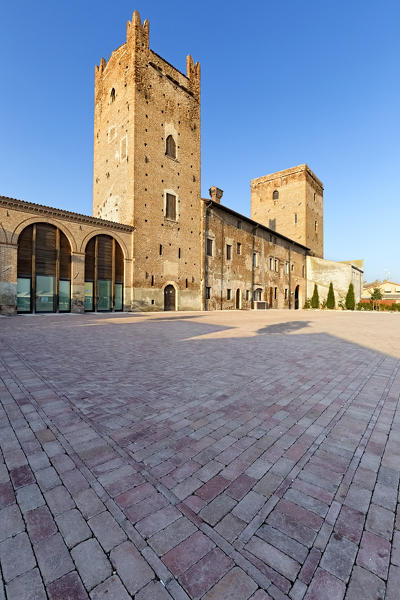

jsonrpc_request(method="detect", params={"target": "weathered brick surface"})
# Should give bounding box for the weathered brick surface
[72,538,112,591]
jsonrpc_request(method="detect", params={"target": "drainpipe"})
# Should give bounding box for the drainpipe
[288,243,292,309]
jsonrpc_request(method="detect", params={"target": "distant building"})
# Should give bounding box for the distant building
[362,281,400,305]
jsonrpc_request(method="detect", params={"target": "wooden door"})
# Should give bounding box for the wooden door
[164,285,176,311]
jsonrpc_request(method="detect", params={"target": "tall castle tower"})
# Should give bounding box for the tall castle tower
[93,11,202,310]
[251,165,324,258]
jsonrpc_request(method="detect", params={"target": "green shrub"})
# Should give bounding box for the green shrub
[326,282,335,309]
[303,298,311,309]
[345,283,355,310]
[311,284,319,309]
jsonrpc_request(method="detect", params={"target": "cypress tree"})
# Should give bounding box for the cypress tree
[327,282,335,309]
[311,284,319,309]
[345,282,355,310]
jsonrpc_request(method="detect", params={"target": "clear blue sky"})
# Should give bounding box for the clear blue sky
[1,1,399,283]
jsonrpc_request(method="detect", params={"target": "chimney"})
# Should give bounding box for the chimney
[209,186,223,204]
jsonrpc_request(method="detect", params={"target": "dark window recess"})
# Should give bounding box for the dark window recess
[227,289,232,300]
[159,244,163,255]
[17,226,33,277]
[274,287,277,300]
[185,278,188,288]
[151,275,154,286]
[166,193,177,220]
[205,286,211,299]
[151,299,155,305]
[273,189,279,200]
[110,88,116,102]
[236,242,241,255]
[206,238,213,257]
[246,290,250,301]
[166,135,176,159]
[237,220,242,229]
[97,235,113,280]
[178,248,181,259]
[226,244,232,260]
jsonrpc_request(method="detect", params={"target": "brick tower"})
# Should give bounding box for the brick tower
[251,164,324,258]
[93,11,202,310]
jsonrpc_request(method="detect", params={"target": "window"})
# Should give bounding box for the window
[151,275,154,286]
[237,220,242,229]
[253,252,259,267]
[206,286,211,299]
[237,242,242,254]
[294,213,298,224]
[275,258,279,272]
[110,88,116,103]
[273,190,279,200]
[274,287,277,300]
[185,278,188,288]
[291,263,294,271]
[206,238,213,257]
[159,244,163,255]
[166,193,177,220]
[178,248,181,259]
[246,290,250,301]
[227,289,232,300]
[315,220,318,232]
[165,135,176,159]
[254,288,262,301]
[269,257,274,270]
[226,244,232,260]
[285,262,289,274]
[285,288,288,300]
[108,126,116,143]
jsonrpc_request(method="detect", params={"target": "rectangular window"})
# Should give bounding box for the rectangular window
[269,257,274,270]
[237,242,242,254]
[159,244,163,255]
[275,258,279,272]
[59,280,71,312]
[285,262,289,274]
[185,278,188,288]
[151,275,154,286]
[246,290,250,301]
[206,238,213,257]
[36,275,55,312]
[17,278,31,313]
[291,263,294,271]
[274,287,277,300]
[178,248,181,259]
[253,252,259,267]
[226,244,232,260]
[285,288,288,300]
[97,279,112,311]
[166,193,177,220]
[227,289,231,300]
[294,213,298,224]
[206,286,211,299]
[237,220,242,229]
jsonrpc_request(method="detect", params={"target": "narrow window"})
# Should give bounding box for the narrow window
[227,289,232,300]
[285,288,288,300]
[110,88,116,103]
[178,248,181,259]
[253,252,258,267]
[206,286,211,299]
[294,213,298,224]
[237,220,242,229]
[166,193,177,220]
[273,190,279,200]
[151,275,154,286]
[165,135,176,159]
[285,262,289,274]
[315,220,318,232]
[236,242,241,254]
[206,238,213,257]
[159,244,163,255]
[274,287,277,300]
[269,257,274,270]
[151,299,155,304]
[145,272,149,279]
[246,290,250,301]
[275,258,279,272]
[291,263,294,271]
[185,278,188,288]
[226,244,232,260]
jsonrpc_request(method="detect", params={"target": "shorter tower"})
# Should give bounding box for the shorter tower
[251,164,323,258]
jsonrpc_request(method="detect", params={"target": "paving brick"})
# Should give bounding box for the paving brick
[16,483,45,513]
[26,505,57,543]
[110,541,154,595]
[386,564,400,600]
[183,493,206,513]
[392,529,400,566]
[304,568,345,600]
[196,475,229,501]
[35,466,61,491]
[320,533,357,582]
[334,505,365,544]
[246,535,301,581]
[163,531,215,576]
[289,580,307,600]
[200,493,237,526]
[215,513,246,543]
[195,460,223,483]
[284,488,329,518]
[72,538,112,591]
[56,508,92,548]
[357,531,390,579]
[345,565,385,600]
[344,485,372,514]
[5,568,46,600]
[365,503,394,540]
[258,524,308,564]
[74,488,105,519]
[47,571,89,600]
[226,474,257,501]
[203,567,258,600]
[124,492,169,524]
[179,547,233,598]
[10,464,35,489]
[88,511,127,552]
[0,532,36,582]
[35,532,74,584]
[136,505,181,538]
[90,575,130,600]
[0,503,24,541]
[115,482,155,509]
[149,516,197,556]
[372,482,397,511]
[233,491,265,523]
[45,485,75,515]
[267,509,316,548]
[135,580,173,600]
[275,499,323,532]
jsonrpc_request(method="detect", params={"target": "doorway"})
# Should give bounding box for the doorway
[235,288,241,309]
[294,285,300,309]
[164,284,176,311]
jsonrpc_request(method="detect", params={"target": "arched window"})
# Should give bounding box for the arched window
[84,235,123,312]
[165,135,176,159]
[253,288,262,302]
[110,88,116,103]
[273,190,279,200]
[17,223,71,313]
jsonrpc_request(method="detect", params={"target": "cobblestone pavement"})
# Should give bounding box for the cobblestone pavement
[1,309,399,599]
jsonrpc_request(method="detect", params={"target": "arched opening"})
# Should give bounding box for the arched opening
[84,235,124,312]
[164,284,176,311]
[235,288,241,309]
[273,190,279,200]
[294,285,300,310]
[110,88,116,103]
[17,223,71,313]
[165,135,176,159]
[253,287,262,302]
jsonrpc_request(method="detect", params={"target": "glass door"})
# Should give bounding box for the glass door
[17,278,31,313]
[84,282,94,311]
[97,279,111,311]
[59,280,71,312]
[35,275,55,312]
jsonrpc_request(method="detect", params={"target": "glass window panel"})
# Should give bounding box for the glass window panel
[114,284,123,311]
[84,282,94,311]
[36,275,55,312]
[59,280,71,312]
[17,278,31,312]
[97,279,111,311]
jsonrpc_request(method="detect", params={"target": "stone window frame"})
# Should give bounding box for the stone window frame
[163,189,179,222]
[164,123,179,162]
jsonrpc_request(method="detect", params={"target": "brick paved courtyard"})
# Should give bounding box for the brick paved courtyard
[1,309,399,599]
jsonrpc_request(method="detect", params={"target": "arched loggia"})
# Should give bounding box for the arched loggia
[84,235,124,312]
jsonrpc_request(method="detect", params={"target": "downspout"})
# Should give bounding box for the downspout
[221,217,224,310]
[288,243,292,309]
